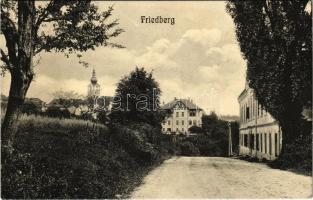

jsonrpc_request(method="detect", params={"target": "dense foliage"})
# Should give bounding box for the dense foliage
[110,67,165,127]
[226,0,312,152]
[269,134,312,175]
[179,113,239,157]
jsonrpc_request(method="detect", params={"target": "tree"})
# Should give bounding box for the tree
[188,126,202,134]
[201,111,218,134]
[110,67,164,127]
[226,0,312,154]
[1,0,124,148]
[21,98,43,115]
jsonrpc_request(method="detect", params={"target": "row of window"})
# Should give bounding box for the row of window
[174,111,197,117]
[165,120,200,126]
[240,132,280,157]
[163,127,186,133]
[240,96,268,123]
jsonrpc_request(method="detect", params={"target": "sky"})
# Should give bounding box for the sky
[1,1,247,115]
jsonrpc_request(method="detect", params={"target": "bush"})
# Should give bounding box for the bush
[269,134,312,174]
[187,134,228,156]
[111,124,159,164]
[45,106,71,119]
[188,126,202,134]
[180,141,200,156]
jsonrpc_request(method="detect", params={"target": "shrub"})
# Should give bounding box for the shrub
[45,106,71,119]
[188,126,202,134]
[110,123,161,164]
[269,134,312,174]
[180,141,200,156]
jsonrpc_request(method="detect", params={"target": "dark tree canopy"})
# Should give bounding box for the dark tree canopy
[110,67,164,127]
[226,0,312,148]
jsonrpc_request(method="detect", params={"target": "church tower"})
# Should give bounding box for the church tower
[87,69,100,98]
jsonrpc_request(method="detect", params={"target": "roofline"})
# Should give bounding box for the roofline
[238,89,247,101]
[161,99,203,110]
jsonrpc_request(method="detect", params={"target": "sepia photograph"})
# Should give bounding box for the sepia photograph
[0,0,312,199]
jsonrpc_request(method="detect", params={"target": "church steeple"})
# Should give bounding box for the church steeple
[91,68,98,84]
[88,68,100,97]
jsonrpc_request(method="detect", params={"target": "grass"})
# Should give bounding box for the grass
[17,114,106,130]
[2,115,169,198]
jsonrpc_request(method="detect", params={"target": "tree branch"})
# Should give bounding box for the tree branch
[0,49,12,71]
[1,11,18,67]
[35,0,54,29]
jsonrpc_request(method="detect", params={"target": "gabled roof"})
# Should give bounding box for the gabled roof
[162,99,202,110]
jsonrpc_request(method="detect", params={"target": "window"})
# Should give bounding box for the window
[269,133,272,155]
[242,135,244,146]
[275,133,278,156]
[260,133,263,152]
[240,106,242,123]
[182,120,184,125]
[167,128,171,132]
[162,128,165,132]
[265,133,267,154]
[182,128,184,132]
[256,133,259,151]
[189,111,196,116]
[182,112,184,117]
[244,134,248,147]
[176,128,179,132]
[193,120,197,126]
[250,134,254,149]
[176,120,179,125]
[246,107,250,120]
[168,120,171,125]
[189,120,192,125]
[176,112,179,117]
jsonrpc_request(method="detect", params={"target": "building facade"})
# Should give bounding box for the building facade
[161,98,204,135]
[238,83,282,160]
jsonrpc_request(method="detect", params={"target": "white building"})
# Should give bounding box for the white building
[238,83,282,160]
[161,98,204,135]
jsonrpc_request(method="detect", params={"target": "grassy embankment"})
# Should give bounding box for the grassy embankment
[1,115,175,198]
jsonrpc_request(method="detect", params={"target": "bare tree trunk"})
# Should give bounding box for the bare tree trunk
[1,0,35,149]
[1,74,32,148]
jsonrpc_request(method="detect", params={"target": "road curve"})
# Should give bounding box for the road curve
[130,156,312,198]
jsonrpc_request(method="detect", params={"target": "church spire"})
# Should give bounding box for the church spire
[91,68,98,84]
[88,68,101,97]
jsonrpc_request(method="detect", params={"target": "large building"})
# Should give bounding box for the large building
[238,83,282,160]
[161,98,204,135]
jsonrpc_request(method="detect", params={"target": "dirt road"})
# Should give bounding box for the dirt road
[130,157,312,198]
